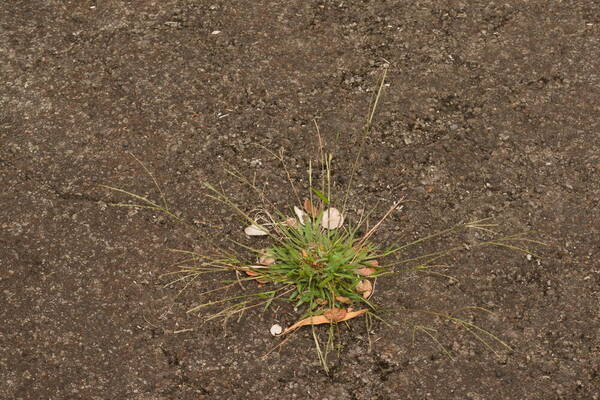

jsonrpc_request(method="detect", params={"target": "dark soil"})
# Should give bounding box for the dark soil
[2,1,599,399]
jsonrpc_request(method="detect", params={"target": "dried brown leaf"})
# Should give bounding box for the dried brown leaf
[259,255,276,266]
[335,296,353,305]
[303,198,319,217]
[356,279,373,298]
[280,308,368,335]
[356,267,377,276]
[323,307,347,322]
[244,269,260,277]
[241,266,267,279]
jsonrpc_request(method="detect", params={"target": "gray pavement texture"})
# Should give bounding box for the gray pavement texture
[1,1,599,399]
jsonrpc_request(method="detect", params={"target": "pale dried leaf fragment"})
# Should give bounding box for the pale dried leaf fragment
[365,260,379,267]
[356,267,377,276]
[321,207,344,230]
[280,308,368,335]
[244,224,269,236]
[356,279,373,298]
[293,206,307,225]
[243,265,268,270]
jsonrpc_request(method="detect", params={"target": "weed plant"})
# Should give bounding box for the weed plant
[101,68,542,371]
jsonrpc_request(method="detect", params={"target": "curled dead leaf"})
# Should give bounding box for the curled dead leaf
[365,260,379,267]
[303,198,319,217]
[259,254,276,266]
[244,224,268,236]
[356,279,373,298]
[293,206,307,225]
[280,308,368,335]
[356,267,376,276]
[321,207,344,230]
[323,307,347,322]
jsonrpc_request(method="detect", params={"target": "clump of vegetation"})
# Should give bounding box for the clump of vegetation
[243,206,378,318]
[102,68,541,371]
[205,184,399,328]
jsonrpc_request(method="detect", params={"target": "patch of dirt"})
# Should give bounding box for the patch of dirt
[2,1,599,399]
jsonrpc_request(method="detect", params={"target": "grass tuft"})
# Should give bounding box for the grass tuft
[100,67,544,372]
[248,210,379,312]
